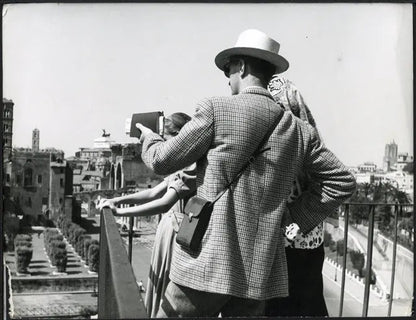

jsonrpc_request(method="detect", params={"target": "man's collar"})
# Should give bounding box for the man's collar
[240,86,274,99]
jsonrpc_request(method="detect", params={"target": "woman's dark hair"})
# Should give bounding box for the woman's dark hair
[164,112,192,136]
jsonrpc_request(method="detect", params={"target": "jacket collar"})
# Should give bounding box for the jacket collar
[240,86,274,99]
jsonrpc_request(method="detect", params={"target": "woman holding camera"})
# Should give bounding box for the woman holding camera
[98,112,195,317]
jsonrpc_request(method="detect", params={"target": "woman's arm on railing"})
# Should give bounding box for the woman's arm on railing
[98,180,168,209]
[113,188,179,217]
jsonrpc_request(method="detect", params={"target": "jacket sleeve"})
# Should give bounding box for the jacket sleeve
[141,99,214,175]
[288,128,357,233]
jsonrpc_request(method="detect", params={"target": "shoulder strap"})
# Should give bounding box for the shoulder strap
[212,108,284,205]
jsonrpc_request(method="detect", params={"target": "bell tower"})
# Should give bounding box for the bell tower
[32,128,40,152]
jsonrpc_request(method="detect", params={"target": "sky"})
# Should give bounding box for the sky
[2,3,413,168]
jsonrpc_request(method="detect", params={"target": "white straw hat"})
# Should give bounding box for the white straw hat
[215,29,289,74]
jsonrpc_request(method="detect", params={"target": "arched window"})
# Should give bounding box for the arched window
[24,168,33,187]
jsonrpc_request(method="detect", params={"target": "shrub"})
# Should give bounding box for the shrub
[44,231,62,255]
[55,214,66,229]
[15,240,32,248]
[84,239,92,265]
[14,234,32,254]
[44,219,55,228]
[79,306,98,318]
[14,234,32,249]
[88,244,100,273]
[77,235,91,257]
[323,230,332,247]
[15,246,33,273]
[349,250,365,277]
[62,220,72,237]
[44,228,59,247]
[336,240,345,256]
[362,267,377,285]
[329,240,336,252]
[66,223,77,240]
[49,240,66,265]
[14,234,32,242]
[68,224,82,245]
[74,229,86,248]
[54,248,67,273]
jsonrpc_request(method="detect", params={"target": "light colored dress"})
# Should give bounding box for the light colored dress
[145,165,196,318]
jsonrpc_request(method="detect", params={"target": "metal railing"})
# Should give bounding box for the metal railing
[337,202,414,317]
[98,202,413,318]
[98,208,147,319]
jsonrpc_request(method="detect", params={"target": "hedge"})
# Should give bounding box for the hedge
[14,234,32,242]
[54,248,68,273]
[16,246,33,274]
[49,240,66,265]
[70,228,86,247]
[84,239,93,265]
[14,240,32,248]
[77,235,91,257]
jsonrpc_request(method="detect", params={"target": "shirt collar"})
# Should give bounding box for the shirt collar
[240,86,274,99]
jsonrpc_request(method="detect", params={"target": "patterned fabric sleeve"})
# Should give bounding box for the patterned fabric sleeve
[141,99,214,175]
[167,164,197,200]
[288,128,357,234]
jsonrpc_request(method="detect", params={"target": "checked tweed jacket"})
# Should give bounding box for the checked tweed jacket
[141,86,356,300]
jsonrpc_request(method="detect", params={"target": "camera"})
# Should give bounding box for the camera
[125,111,164,138]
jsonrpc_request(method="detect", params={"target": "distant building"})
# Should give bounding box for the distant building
[354,173,374,184]
[69,131,162,193]
[383,140,398,172]
[69,131,115,192]
[7,148,73,221]
[5,129,74,223]
[107,143,161,190]
[394,153,413,172]
[2,98,14,162]
[357,162,377,173]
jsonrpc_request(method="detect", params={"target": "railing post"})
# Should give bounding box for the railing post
[98,207,147,318]
[128,216,134,263]
[339,204,349,317]
[362,204,375,317]
[98,209,108,317]
[387,203,400,316]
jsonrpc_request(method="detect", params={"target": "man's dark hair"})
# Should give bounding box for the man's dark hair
[233,55,276,85]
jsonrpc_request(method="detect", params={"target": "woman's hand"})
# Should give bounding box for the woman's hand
[97,199,117,213]
[97,198,110,210]
[136,123,154,144]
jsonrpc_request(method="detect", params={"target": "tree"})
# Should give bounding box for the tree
[336,239,345,256]
[349,250,365,277]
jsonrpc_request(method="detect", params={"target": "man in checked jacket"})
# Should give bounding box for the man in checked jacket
[137,29,356,317]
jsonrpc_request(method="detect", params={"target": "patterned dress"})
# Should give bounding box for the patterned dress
[145,165,196,318]
[266,75,329,317]
[269,75,324,249]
